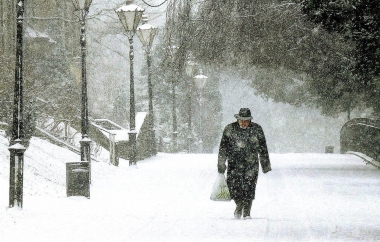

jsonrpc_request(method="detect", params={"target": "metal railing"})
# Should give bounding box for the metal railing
[340,118,380,162]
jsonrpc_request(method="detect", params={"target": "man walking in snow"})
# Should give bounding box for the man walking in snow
[217,108,271,219]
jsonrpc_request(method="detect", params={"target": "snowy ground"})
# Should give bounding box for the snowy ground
[1,135,380,241]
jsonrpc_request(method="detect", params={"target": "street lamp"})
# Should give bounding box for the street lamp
[9,0,26,208]
[185,60,197,153]
[71,0,93,180]
[116,0,145,166]
[136,16,157,157]
[193,69,208,153]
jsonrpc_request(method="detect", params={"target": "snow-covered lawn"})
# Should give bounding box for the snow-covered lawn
[1,135,380,241]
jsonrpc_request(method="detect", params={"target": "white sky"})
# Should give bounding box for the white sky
[1,134,380,241]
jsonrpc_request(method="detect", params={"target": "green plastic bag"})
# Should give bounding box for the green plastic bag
[210,173,231,201]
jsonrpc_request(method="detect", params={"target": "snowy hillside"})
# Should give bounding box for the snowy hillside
[0,135,112,200]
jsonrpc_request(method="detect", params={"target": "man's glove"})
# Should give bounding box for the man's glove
[218,163,227,174]
[263,165,272,174]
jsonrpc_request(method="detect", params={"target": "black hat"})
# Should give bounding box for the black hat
[234,108,253,120]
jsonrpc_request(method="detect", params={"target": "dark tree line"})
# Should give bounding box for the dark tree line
[164,0,380,119]
[300,0,380,115]
[0,1,81,146]
[0,0,16,123]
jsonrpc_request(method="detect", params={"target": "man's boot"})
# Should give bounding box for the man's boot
[234,199,243,219]
[243,199,253,219]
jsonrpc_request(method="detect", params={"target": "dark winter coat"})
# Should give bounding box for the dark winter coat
[217,121,271,200]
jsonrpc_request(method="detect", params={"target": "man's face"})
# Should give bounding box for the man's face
[238,119,250,129]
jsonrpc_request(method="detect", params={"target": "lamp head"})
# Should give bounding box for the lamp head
[116,0,145,37]
[194,69,208,89]
[136,16,157,48]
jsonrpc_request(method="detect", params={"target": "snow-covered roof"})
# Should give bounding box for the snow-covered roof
[115,4,144,12]
[194,74,208,79]
[137,23,156,30]
[8,142,26,150]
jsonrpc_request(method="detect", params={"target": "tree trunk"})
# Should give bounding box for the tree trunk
[0,0,16,122]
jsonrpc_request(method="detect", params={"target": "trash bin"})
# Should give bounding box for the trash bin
[66,162,90,198]
[325,146,334,153]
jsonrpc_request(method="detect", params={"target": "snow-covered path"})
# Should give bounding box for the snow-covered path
[1,137,380,241]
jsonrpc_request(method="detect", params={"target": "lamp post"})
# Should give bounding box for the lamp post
[116,0,144,166]
[71,0,93,178]
[185,60,196,153]
[193,69,208,153]
[136,16,157,157]
[8,0,26,208]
